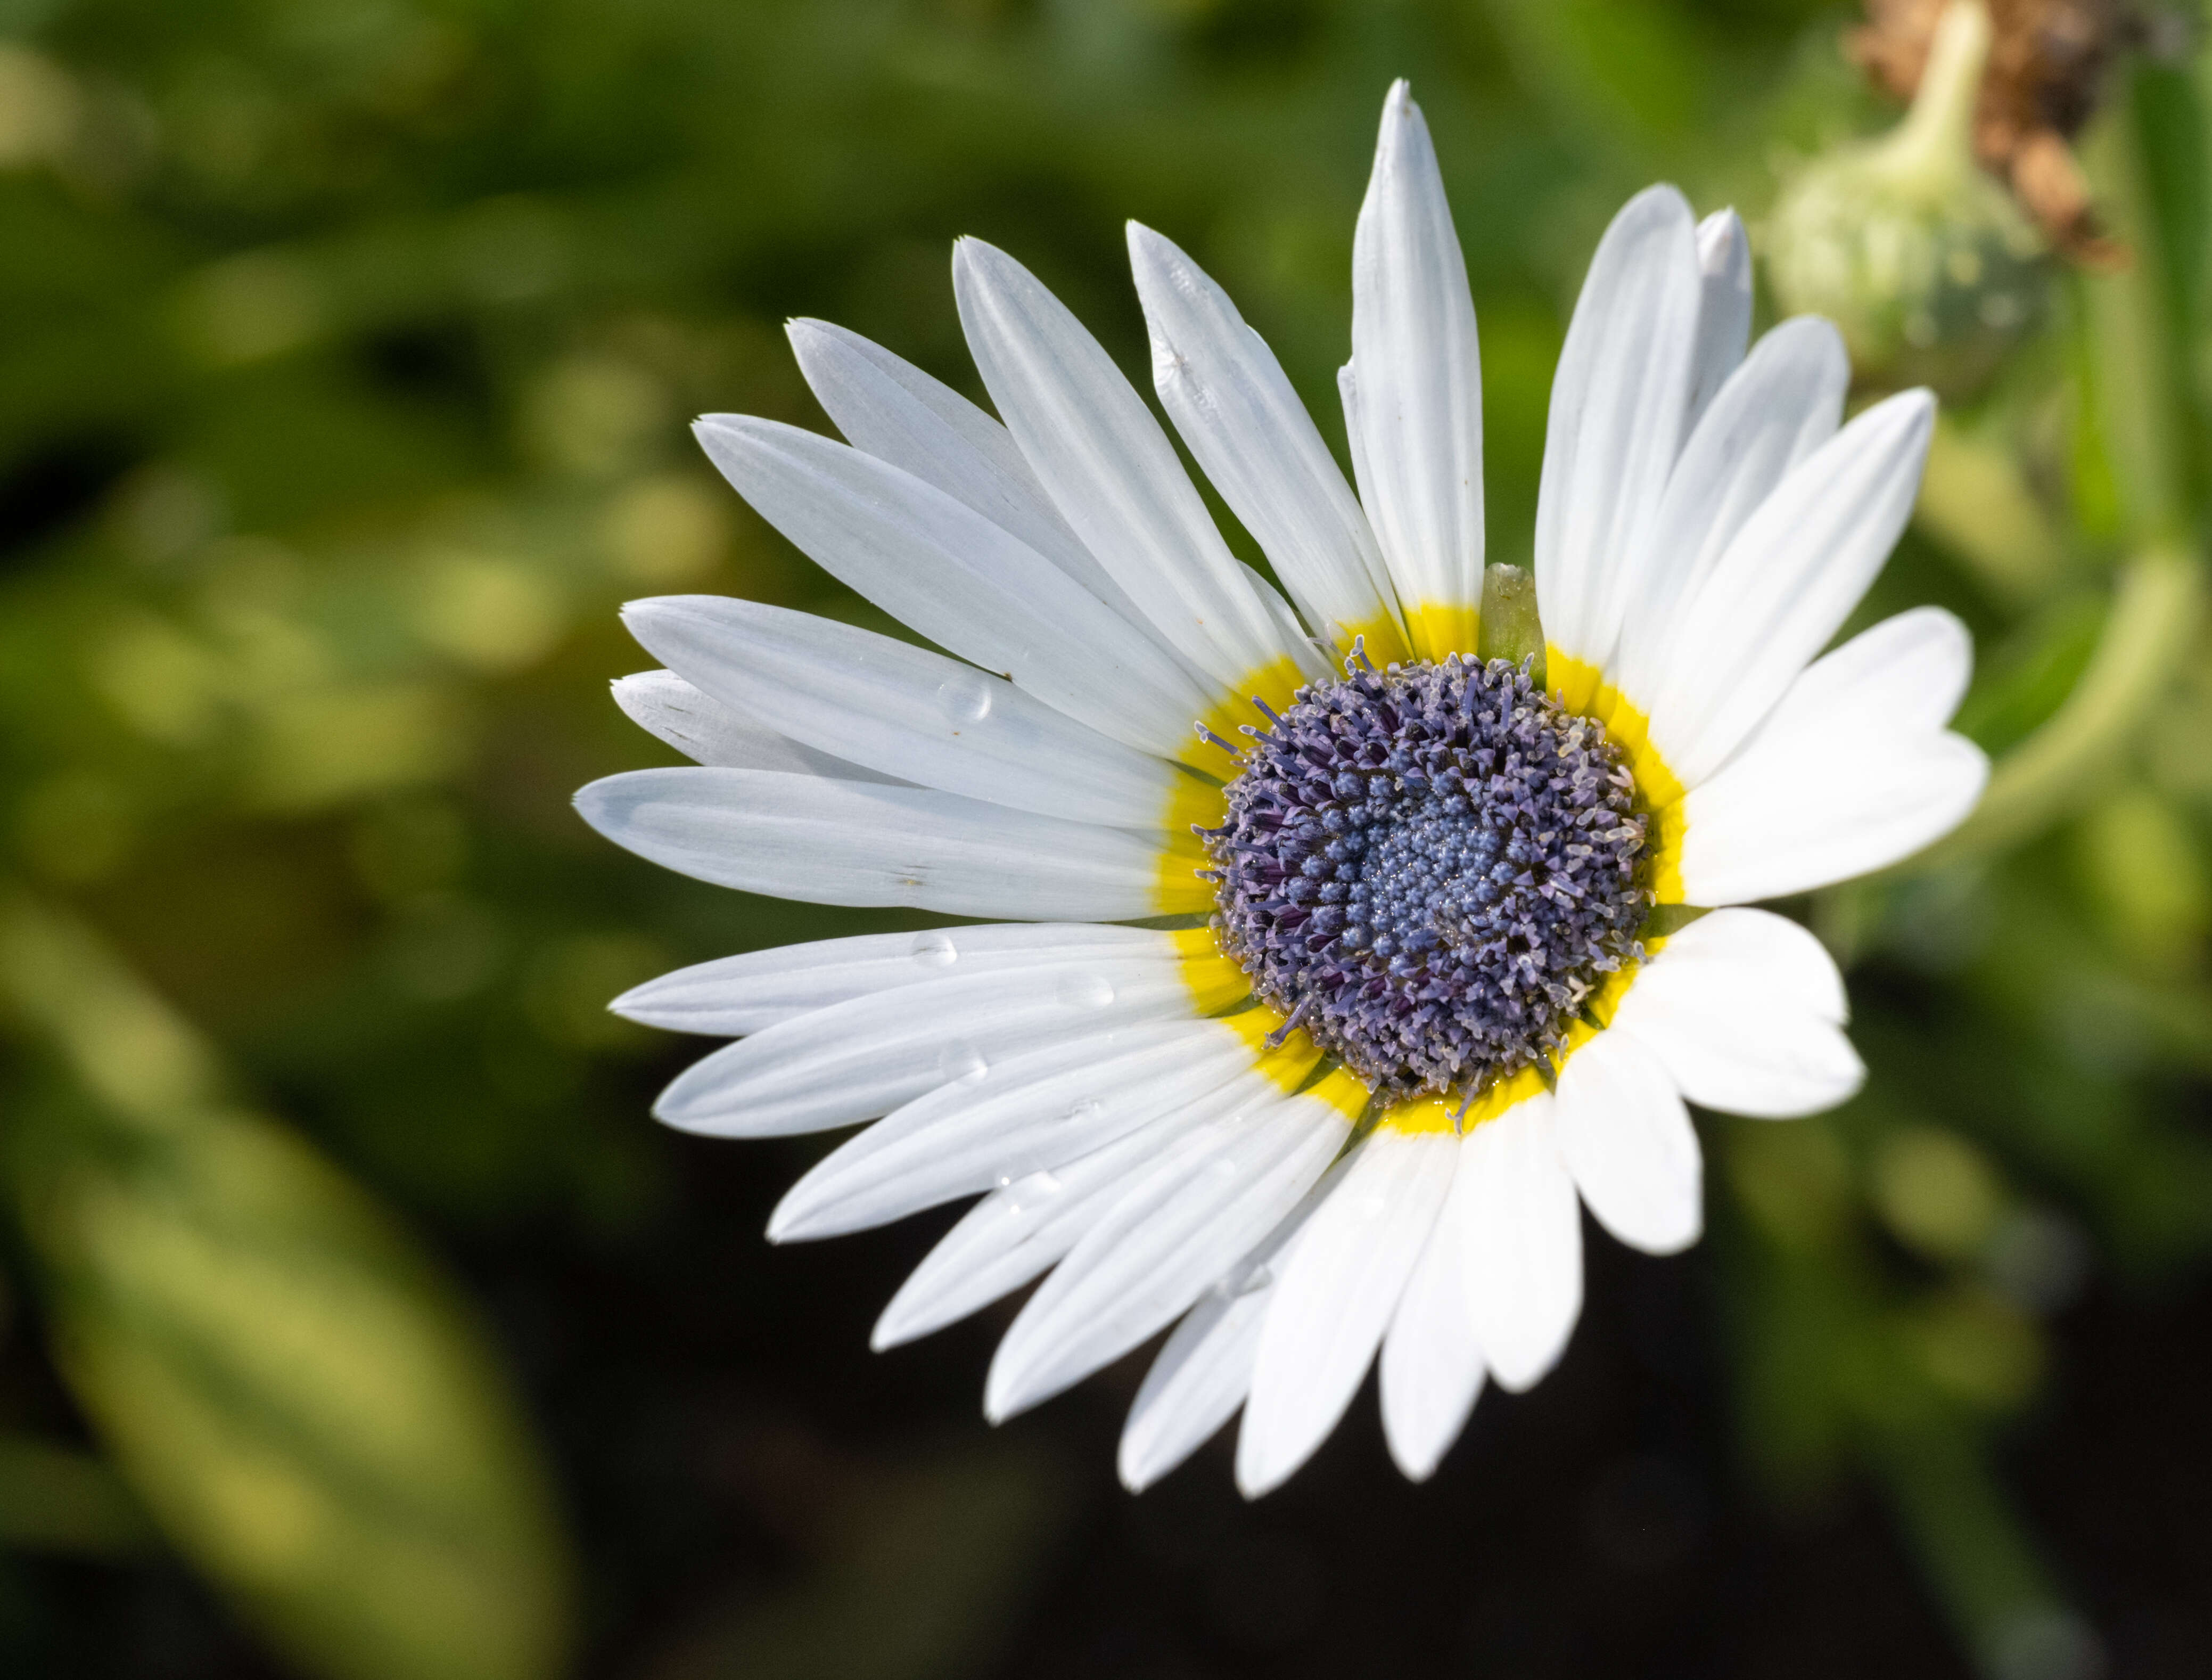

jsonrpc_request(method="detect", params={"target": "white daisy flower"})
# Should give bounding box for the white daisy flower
[575,80,1988,1498]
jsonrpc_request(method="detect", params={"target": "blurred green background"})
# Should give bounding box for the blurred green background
[1,0,2209,1676]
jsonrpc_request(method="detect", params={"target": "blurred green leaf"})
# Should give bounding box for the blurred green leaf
[0,893,573,1680]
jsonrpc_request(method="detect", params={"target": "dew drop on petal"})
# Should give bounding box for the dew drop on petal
[1056,971,1115,1009]
[910,930,958,969]
[937,1042,988,1085]
[1005,1169,1062,1213]
[934,671,994,726]
[1060,1098,1104,1128]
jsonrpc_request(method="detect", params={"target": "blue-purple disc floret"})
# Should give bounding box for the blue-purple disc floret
[1201,654,1653,1105]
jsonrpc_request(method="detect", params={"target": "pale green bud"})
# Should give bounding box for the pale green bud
[1765,0,2046,397]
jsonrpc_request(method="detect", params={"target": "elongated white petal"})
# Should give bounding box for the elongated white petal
[1676,609,1984,903]
[650,958,1193,1137]
[1555,1028,1702,1255]
[952,238,1295,687]
[611,669,904,782]
[987,1084,1348,1421]
[623,597,1177,829]
[1685,209,1752,431]
[1128,223,1401,650]
[575,768,1179,922]
[1644,389,1936,787]
[1239,565,1336,685]
[1535,186,1703,674]
[1237,1126,1457,1497]
[1648,906,1848,1019]
[786,317,1118,602]
[1610,318,1849,705]
[769,1018,1249,1240]
[873,1087,1245,1350]
[692,416,1209,756]
[1378,1149,1487,1481]
[1684,735,1987,905]
[1334,362,1401,615]
[1611,910,1866,1120]
[1116,1159,1353,1493]
[612,923,1172,1036]
[1458,1093,1581,1392]
[1762,603,1975,736]
[1347,81,1484,635]
[783,316,1210,677]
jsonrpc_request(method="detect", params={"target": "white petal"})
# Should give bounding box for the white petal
[1555,1028,1703,1256]
[1346,81,1484,636]
[1333,362,1402,617]
[1610,908,1865,1119]
[785,317,1122,605]
[986,1083,1349,1420]
[1240,564,1336,685]
[612,922,1173,1036]
[611,669,904,782]
[783,316,1211,679]
[1237,1125,1457,1497]
[692,416,1209,757]
[872,1089,1242,1350]
[1676,608,1985,903]
[1535,186,1702,672]
[648,957,1195,1137]
[1377,1151,1487,1481]
[1646,906,1849,1021]
[768,1017,1249,1240]
[1459,1092,1582,1392]
[574,768,1185,922]
[1760,603,1975,736]
[1127,223,1402,651]
[1643,389,1936,787]
[1115,1159,1353,1493]
[1610,318,1849,706]
[1681,734,1987,906]
[1684,209,1751,432]
[622,597,1177,829]
[952,238,1296,689]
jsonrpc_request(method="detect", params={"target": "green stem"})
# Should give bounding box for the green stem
[1903,68,2207,870]
[1886,0,1992,183]
[2079,96,2187,544]
[1870,1424,2095,1680]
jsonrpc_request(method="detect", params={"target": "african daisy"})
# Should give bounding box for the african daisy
[576,80,1987,1496]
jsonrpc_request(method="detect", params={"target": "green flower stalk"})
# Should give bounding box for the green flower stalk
[1766,0,2046,396]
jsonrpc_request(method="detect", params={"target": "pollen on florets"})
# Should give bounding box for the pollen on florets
[1201,652,1653,1107]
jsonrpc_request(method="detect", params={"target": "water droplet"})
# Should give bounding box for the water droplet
[1056,972,1115,1010]
[1060,1099,1104,1128]
[910,930,958,969]
[935,671,994,726]
[1005,1169,1062,1214]
[937,1042,988,1085]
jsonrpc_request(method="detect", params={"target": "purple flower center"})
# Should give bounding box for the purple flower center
[1202,654,1652,1105]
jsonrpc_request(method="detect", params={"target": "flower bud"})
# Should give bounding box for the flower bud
[1765,0,2046,397]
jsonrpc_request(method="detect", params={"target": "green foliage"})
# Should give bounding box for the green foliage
[0,2,2207,1677]
[0,895,572,1680]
